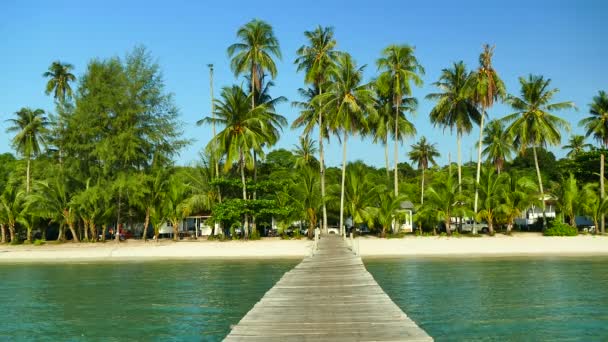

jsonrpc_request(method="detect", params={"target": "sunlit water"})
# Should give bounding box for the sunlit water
[1,257,607,341]
[366,256,608,341]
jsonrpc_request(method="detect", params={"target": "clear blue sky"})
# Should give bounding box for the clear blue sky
[1,0,606,168]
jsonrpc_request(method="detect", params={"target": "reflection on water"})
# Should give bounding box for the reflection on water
[0,260,297,341]
[365,256,608,341]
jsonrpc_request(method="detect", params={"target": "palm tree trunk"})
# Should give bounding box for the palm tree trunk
[394,108,399,196]
[57,224,65,242]
[26,227,32,243]
[532,146,547,229]
[252,150,257,235]
[68,221,80,243]
[319,86,328,234]
[474,109,485,224]
[83,220,89,242]
[457,133,462,193]
[116,191,122,243]
[421,167,425,205]
[385,125,390,181]
[172,220,179,241]
[101,224,107,242]
[26,157,31,193]
[142,207,150,241]
[91,223,98,242]
[8,224,16,242]
[339,133,348,236]
[240,148,249,239]
[0,224,6,243]
[601,152,605,234]
[445,217,451,236]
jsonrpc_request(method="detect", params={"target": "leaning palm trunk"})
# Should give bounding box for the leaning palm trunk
[473,110,486,228]
[532,146,547,229]
[1,224,6,243]
[240,149,249,239]
[68,221,80,243]
[142,207,151,241]
[339,133,348,236]
[319,87,328,234]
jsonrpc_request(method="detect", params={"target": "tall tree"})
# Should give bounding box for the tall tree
[376,44,424,196]
[472,45,506,230]
[408,136,440,205]
[562,135,592,159]
[200,85,271,238]
[477,166,508,234]
[579,90,608,234]
[5,108,49,193]
[43,61,76,103]
[482,119,514,174]
[373,81,417,181]
[503,75,574,228]
[318,53,375,235]
[293,135,319,169]
[294,25,338,234]
[427,61,480,191]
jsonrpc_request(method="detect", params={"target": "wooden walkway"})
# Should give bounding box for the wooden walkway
[224,234,432,341]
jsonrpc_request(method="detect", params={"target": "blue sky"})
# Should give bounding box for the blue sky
[1,0,606,168]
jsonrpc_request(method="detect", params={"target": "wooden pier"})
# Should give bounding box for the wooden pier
[224,234,432,341]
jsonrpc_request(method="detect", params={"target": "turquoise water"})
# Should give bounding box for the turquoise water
[0,260,297,341]
[0,257,607,341]
[366,257,608,341]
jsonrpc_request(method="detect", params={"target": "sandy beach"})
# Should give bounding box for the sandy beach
[0,233,607,262]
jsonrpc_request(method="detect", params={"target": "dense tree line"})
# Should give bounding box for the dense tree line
[2,20,607,244]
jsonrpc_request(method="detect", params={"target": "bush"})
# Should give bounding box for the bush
[250,230,261,240]
[33,239,45,246]
[544,222,578,236]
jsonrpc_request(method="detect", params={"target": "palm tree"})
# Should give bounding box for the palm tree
[423,171,465,235]
[477,166,508,234]
[294,25,339,234]
[342,163,378,231]
[373,191,407,237]
[579,90,608,234]
[30,177,80,242]
[472,45,506,228]
[376,44,424,196]
[293,135,318,169]
[427,61,480,191]
[0,187,26,243]
[482,119,514,174]
[284,166,321,239]
[6,108,49,193]
[318,53,375,235]
[562,135,592,159]
[497,171,538,234]
[43,61,76,103]
[200,85,271,238]
[408,137,440,205]
[162,174,191,242]
[372,82,417,181]
[554,174,581,227]
[503,75,574,228]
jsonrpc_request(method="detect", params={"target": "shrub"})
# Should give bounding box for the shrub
[544,221,578,236]
[250,230,261,240]
[33,239,45,246]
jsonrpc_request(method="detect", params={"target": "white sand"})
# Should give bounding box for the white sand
[1,234,607,262]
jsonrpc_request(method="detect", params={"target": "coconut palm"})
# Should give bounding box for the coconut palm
[553,173,582,227]
[162,174,191,242]
[472,45,506,227]
[294,25,339,234]
[293,135,318,169]
[427,61,480,191]
[408,137,440,205]
[199,85,271,238]
[503,75,574,228]
[562,135,592,159]
[43,61,76,103]
[317,53,375,235]
[376,44,424,196]
[477,166,509,234]
[482,119,514,174]
[284,166,321,239]
[342,163,378,231]
[372,82,417,181]
[579,90,608,234]
[30,177,79,242]
[423,171,465,235]
[0,187,26,243]
[497,171,538,234]
[373,191,408,237]
[5,108,49,193]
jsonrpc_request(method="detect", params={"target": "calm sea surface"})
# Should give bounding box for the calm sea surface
[0,257,607,341]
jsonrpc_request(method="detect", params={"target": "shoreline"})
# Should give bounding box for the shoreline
[1,234,607,263]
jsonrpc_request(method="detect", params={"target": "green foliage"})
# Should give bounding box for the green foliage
[544,221,578,236]
[33,239,45,246]
[250,230,261,240]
